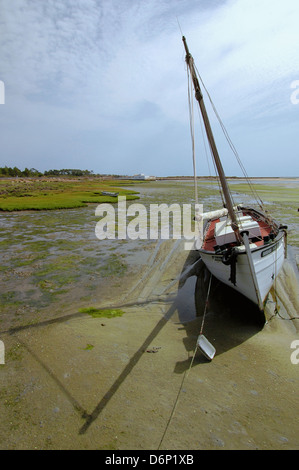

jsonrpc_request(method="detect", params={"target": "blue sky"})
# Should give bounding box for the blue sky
[0,0,298,177]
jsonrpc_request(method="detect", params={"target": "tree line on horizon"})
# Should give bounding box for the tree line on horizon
[0,166,95,177]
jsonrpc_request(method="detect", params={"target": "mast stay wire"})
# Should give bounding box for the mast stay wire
[187,68,198,207]
[187,67,225,209]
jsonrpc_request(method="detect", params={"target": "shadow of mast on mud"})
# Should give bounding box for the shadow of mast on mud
[2,295,180,433]
[78,250,202,435]
[78,299,178,435]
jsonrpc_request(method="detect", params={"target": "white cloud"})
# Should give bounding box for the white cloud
[0,0,298,175]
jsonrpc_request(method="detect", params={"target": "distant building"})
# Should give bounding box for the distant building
[131,173,155,180]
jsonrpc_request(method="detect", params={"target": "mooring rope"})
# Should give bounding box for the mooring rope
[200,273,212,335]
[157,273,213,450]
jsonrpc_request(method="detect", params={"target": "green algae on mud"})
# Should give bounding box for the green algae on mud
[79,307,125,318]
[229,182,299,203]
[228,180,299,249]
[0,178,140,211]
[0,179,298,334]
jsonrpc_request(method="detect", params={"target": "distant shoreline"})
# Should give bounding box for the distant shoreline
[157,175,299,179]
[1,174,298,186]
[0,175,298,183]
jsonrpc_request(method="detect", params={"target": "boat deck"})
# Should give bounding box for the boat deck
[202,210,273,252]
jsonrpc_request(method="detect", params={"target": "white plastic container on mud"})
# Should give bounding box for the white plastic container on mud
[197,334,216,361]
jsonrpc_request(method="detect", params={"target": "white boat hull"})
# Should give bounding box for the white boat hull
[199,231,286,307]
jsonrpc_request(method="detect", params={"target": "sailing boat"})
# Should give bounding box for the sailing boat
[182,36,287,311]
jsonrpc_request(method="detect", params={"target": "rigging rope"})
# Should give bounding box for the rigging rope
[187,68,198,207]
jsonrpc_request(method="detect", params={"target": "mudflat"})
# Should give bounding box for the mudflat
[1,238,298,450]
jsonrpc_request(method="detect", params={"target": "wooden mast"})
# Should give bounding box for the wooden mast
[182,36,240,236]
